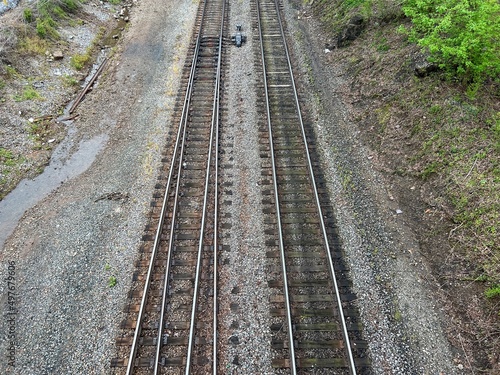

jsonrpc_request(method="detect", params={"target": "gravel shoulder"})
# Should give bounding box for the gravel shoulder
[0,0,197,373]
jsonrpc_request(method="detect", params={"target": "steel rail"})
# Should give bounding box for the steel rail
[255,0,297,373]
[153,32,203,375]
[212,2,225,374]
[125,2,208,373]
[185,0,225,371]
[270,0,357,372]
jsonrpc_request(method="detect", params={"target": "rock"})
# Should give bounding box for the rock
[229,335,239,345]
[53,50,64,60]
[412,53,439,77]
[336,14,365,48]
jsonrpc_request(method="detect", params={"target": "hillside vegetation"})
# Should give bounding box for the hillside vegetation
[308,0,499,370]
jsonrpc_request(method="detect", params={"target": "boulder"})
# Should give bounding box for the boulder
[336,15,365,48]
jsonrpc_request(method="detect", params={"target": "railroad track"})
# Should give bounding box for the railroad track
[254,0,370,373]
[112,0,371,373]
[111,0,227,373]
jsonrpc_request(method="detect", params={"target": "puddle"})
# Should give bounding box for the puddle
[102,7,129,48]
[0,132,108,249]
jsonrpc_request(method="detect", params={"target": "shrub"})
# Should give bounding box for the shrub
[36,17,59,39]
[23,8,33,23]
[402,0,500,84]
[70,53,90,70]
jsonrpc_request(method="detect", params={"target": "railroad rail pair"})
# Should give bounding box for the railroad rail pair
[112,0,369,373]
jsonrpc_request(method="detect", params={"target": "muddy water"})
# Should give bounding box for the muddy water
[0,130,108,249]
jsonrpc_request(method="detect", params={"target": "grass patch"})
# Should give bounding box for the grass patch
[485,285,500,299]
[0,148,17,167]
[309,0,404,34]
[5,65,19,78]
[0,148,27,199]
[385,79,500,283]
[19,36,50,55]
[62,74,78,87]
[14,87,43,101]
[70,52,90,70]
[70,26,105,70]
[36,17,59,39]
[19,0,84,41]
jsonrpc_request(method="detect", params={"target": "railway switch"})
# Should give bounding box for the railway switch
[231,24,247,47]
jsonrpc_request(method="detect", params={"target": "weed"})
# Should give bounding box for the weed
[485,285,500,299]
[104,263,111,271]
[474,274,490,282]
[0,80,5,90]
[36,17,59,39]
[5,66,19,78]
[108,275,117,287]
[23,8,33,23]
[70,53,90,70]
[0,148,16,167]
[14,87,42,101]
[19,36,49,55]
[62,74,78,87]
[394,309,402,321]
[109,0,122,4]
[376,37,390,52]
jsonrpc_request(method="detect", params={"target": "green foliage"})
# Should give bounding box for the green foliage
[0,148,16,167]
[23,8,33,23]
[485,285,500,299]
[402,0,500,84]
[14,87,42,101]
[108,275,117,288]
[0,79,5,90]
[36,17,59,39]
[62,74,78,86]
[70,53,90,70]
